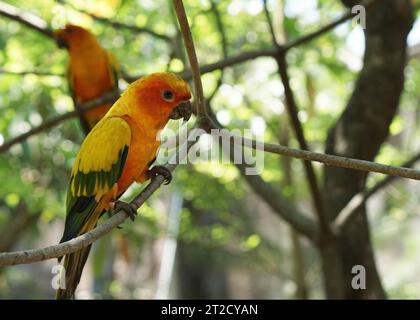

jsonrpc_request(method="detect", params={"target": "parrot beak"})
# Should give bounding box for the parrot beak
[56,37,68,49]
[169,100,192,123]
[54,30,69,49]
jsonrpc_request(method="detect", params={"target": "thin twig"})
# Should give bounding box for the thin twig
[207,0,228,102]
[180,48,279,80]
[173,0,207,118]
[0,1,54,38]
[282,0,381,52]
[332,152,420,230]
[0,90,119,154]
[276,52,330,236]
[263,0,278,46]
[210,0,228,57]
[198,113,420,182]
[254,140,420,181]
[0,68,63,77]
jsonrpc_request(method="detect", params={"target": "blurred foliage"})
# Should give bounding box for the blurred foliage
[0,0,419,299]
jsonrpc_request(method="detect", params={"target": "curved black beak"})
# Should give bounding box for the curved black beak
[169,100,192,123]
[56,38,68,49]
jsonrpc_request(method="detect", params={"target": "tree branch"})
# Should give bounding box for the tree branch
[0,164,173,265]
[0,1,54,39]
[123,48,279,83]
[0,68,63,77]
[282,0,382,52]
[173,0,207,118]
[0,90,119,154]
[276,53,330,236]
[207,0,228,102]
[210,0,228,58]
[263,0,278,46]
[332,151,420,230]
[245,139,420,181]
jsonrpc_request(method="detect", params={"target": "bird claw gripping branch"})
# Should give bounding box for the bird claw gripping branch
[146,165,173,185]
[114,201,138,222]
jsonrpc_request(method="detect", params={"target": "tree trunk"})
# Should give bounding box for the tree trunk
[321,0,413,298]
[176,200,230,299]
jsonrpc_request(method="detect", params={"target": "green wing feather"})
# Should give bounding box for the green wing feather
[61,117,131,243]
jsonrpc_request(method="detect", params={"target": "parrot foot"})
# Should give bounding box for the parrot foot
[147,166,172,185]
[115,201,138,222]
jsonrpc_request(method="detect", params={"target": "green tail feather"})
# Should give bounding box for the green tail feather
[55,245,92,299]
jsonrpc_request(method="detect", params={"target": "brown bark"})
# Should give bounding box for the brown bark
[177,200,230,299]
[322,0,413,298]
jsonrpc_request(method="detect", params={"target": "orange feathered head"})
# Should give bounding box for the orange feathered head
[124,72,193,123]
[54,24,98,50]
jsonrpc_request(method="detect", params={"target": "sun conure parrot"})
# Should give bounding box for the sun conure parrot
[54,24,119,134]
[56,72,192,299]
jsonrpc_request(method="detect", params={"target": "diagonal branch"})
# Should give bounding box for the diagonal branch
[207,0,228,102]
[236,162,319,240]
[177,48,279,80]
[173,0,207,118]
[276,53,330,236]
[263,0,278,46]
[0,153,185,265]
[0,68,63,77]
[282,0,382,52]
[0,1,54,38]
[332,151,420,230]
[210,0,228,57]
[202,104,319,241]
[123,49,280,83]
[259,141,420,180]
[0,90,119,154]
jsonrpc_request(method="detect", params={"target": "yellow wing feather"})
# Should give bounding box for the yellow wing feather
[70,116,131,198]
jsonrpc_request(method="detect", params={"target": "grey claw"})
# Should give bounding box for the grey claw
[115,201,138,221]
[148,166,172,185]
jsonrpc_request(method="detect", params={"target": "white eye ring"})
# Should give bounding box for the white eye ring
[162,90,175,102]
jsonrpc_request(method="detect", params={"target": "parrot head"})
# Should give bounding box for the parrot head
[125,72,193,125]
[54,24,98,50]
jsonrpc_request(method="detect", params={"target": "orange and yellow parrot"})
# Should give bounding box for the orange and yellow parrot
[54,24,119,134]
[56,72,192,299]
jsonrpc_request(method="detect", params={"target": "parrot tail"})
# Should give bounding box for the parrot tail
[55,245,92,299]
[55,205,103,299]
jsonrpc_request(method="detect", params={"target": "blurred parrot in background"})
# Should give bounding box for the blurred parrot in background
[56,72,192,299]
[54,24,119,134]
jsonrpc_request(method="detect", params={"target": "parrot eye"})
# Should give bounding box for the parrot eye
[162,90,174,102]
